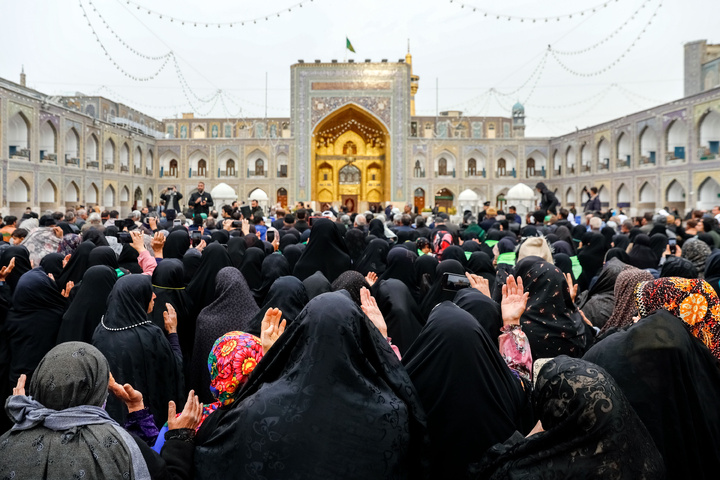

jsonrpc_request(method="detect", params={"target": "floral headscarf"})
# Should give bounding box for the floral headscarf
[636,277,720,359]
[204,331,263,422]
[58,233,81,257]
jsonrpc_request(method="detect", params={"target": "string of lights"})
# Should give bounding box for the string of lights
[552,0,655,56]
[79,0,173,81]
[94,85,190,110]
[122,0,316,28]
[449,0,623,23]
[530,86,614,125]
[549,1,663,76]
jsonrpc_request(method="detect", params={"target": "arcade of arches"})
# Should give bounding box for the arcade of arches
[312,104,389,212]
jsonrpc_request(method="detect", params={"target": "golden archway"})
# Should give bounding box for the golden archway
[312,104,390,211]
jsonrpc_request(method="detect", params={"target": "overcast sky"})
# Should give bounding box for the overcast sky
[1,0,716,136]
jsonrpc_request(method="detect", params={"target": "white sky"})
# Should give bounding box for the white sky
[0,0,716,136]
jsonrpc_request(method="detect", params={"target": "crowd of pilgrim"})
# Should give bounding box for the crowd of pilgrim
[0,186,720,479]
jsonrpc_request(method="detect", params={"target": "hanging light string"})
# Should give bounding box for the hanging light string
[79,0,173,81]
[122,0,315,28]
[95,85,190,110]
[449,0,623,23]
[553,0,655,55]
[549,0,663,77]
[615,83,666,105]
[530,86,615,125]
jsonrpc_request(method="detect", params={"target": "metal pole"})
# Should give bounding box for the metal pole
[265,72,268,119]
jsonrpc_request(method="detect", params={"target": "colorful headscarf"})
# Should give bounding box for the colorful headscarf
[635,277,720,359]
[433,232,453,258]
[207,331,263,410]
[58,233,81,257]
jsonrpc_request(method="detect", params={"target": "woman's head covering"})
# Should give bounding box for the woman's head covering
[0,246,32,295]
[415,254,439,294]
[82,228,109,247]
[331,270,370,306]
[253,253,290,305]
[190,267,259,403]
[186,242,233,317]
[682,238,712,279]
[88,246,120,270]
[704,250,720,296]
[585,310,720,478]
[193,291,429,478]
[117,244,142,274]
[550,240,574,256]
[182,250,202,284]
[576,258,632,329]
[661,256,698,279]
[476,356,664,480]
[344,228,366,266]
[604,247,630,264]
[453,288,502,345]
[282,244,303,272]
[517,237,553,263]
[163,229,190,259]
[649,233,669,260]
[467,251,496,293]
[635,277,720,359]
[302,270,331,300]
[57,265,117,344]
[419,259,466,321]
[441,245,468,267]
[93,274,184,426]
[292,218,352,282]
[513,256,589,359]
[577,231,608,290]
[354,238,390,276]
[612,233,630,251]
[600,267,655,334]
[39,252,64,278]
[238,247,265,291]
[554,226,576,254]
[600,226,616,250]
[57,240,95,288]
[552,252,574,280]
[571,225,587,243]
[373,279,424,355]
[227,236,246,268]
[58,233,82,257]
[627,234,659,270]
[1,342,151,480]
[246,275,309,337]
[210,229,230,245]
[368,218,387,240]
[698,232,715,249]
[278,231,299,252]
[403,301,529,479]
[150,258,194,356]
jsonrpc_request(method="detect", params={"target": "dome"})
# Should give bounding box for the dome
[512,101,524,114]
[210,182,237,199]
[458,189,479,201]
[506,183,535,200]
[248,188,269,201]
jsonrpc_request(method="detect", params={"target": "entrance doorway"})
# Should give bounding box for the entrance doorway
[414,187,425,213]
[277,188,288,208]
[342,195,358,213]
[434,188,454,213]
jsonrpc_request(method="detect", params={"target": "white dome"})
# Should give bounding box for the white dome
[458,189,479,201]
[210,182,237,198]
[506,183,535,200]
[248,188,269,201]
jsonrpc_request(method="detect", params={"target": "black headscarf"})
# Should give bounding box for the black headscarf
[649,233,668,260]
[576,258,631,329]
[552,252,573,280]
[554,226,576,254]
[83,228,109,247]
[117,244,143,274]
[415,254,439,296]
[628,234,659,270]
[514,256,590,359]
[56,265,117,344]
[253,253,290,306]
[331,270,370,305]
[282,244,303,272]
[39,252,64,278]
[6,268,67,385]
[193,291,429,479]
[91,274,184,427]
[302,270,331,300]
[600,226,615,250]
[150,258,194,359]
[604,246,630,264]
[182,251,202,285]
[475,356,665,480]
[226,236,246,268]
[88,246,119,270]
[186,242,233,322]
[612,233,630,251]
[0,342,151,480]
[278,231,298,251]
[576,231,607,291]
[404,302,530,479]
[661,256,698,279]
[239,247,265,291]
[246,275,309,337]
[210,229,229,245]
[354,238,390,276]
[368,218,387,240]
[378,246,418,296]
[551,240,573,256]
[419,259,466,321]
[0,246,32,295]
[292,218,351,283]
[453,288,502,345]
[467,251,496,293]
[571,225,587,244]
[441,245,467,267]
[189,267,259,403]
[584,310,720,479]
[57,240,95,288]
[372,279,424,354]
[163,229,190,259]
[704,250,720,296]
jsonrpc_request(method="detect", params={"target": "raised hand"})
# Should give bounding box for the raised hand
[148,216,158,231]
[12,374,26,396]
[62,254,71,268]
[195,239,206,253]
[163,303,178,334]
[360,287,387,337]
[365,271,378,287]
[0,257,16,282]
[501,275,529,326]
[465,272,491,297]
[108,373,145,413]
[61,281,75,298]
[52,226,64,239]
[261,308,287,354]
[168,390,202,431]
[564,273,578,303]
[130,230,146,253]
[151,231,165,257]
[241,219,250,236]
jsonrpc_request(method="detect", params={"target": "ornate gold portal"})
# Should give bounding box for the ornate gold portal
[312,104,389,210]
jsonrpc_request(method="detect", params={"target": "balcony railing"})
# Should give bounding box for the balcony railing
[554,167,561,175]
[247,169,267,177]
[134,166,142,174]
[435,169,456,178]
[526,167,546,178]
[616,156,631,168]
[146,167,153,176]
[599,158,610,170]
[700,145,719,161]
[9,147,31,159]
[581,164,591,173]
[120,165,129,173]
[277,169,288,178]
[105,163,115,171]
[466,168,486,178]
[568,165,576,174]
[640,153,656,165]
[65,155,80,166]
[41,152,57,164]
[217,171,237,178]
[496,168,517,178]
[87,161,99,169]
[414,170,426,178]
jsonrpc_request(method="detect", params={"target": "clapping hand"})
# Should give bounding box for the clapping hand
[360,287,387,337]
[465,272,491,297]
[108,373,144,413]
[501,275,529,326]
[261,308,287,354]
[168,390,202,431]
[365,272,377,287]
[12,374,26,396]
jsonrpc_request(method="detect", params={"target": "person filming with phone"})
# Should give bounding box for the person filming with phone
[160,184,183,211]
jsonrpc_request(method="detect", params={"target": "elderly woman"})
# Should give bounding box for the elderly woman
[0,342,201,479]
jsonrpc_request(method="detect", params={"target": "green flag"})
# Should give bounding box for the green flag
[346,37,356,53]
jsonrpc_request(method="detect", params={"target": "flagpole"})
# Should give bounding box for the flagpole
[344,34,347,62]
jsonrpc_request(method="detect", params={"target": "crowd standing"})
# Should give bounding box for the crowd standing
[1,180,719,479]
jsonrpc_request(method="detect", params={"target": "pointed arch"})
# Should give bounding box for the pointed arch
[565,145,576,174]
[597,138,610,170]
[65,181,80,204]
[566,187,576,206]
[617,132,631,166]
[666,180,685,203]
[119,143,130,167]
[103,138,116,166]
[697,176,720,210]
[434,150,456,177]
[580,143,591,172]
[40,179,58,204]
[217,149,237,177]
[9,177,30,203]
[120,185,131,204]
[40,121,57,157]
[147,149,154,172]
[246,148,268,177]
[666,119,687,161]
[86,133,99,164]
[617,183,631,206]
[86,182,99,204]
[552,149,561,175]
[639,126,658,164]
[134,146,142,167]
[104,185,116,207]
[65,127,80,160]
[8,111,30,154]
[699,109,720,160]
